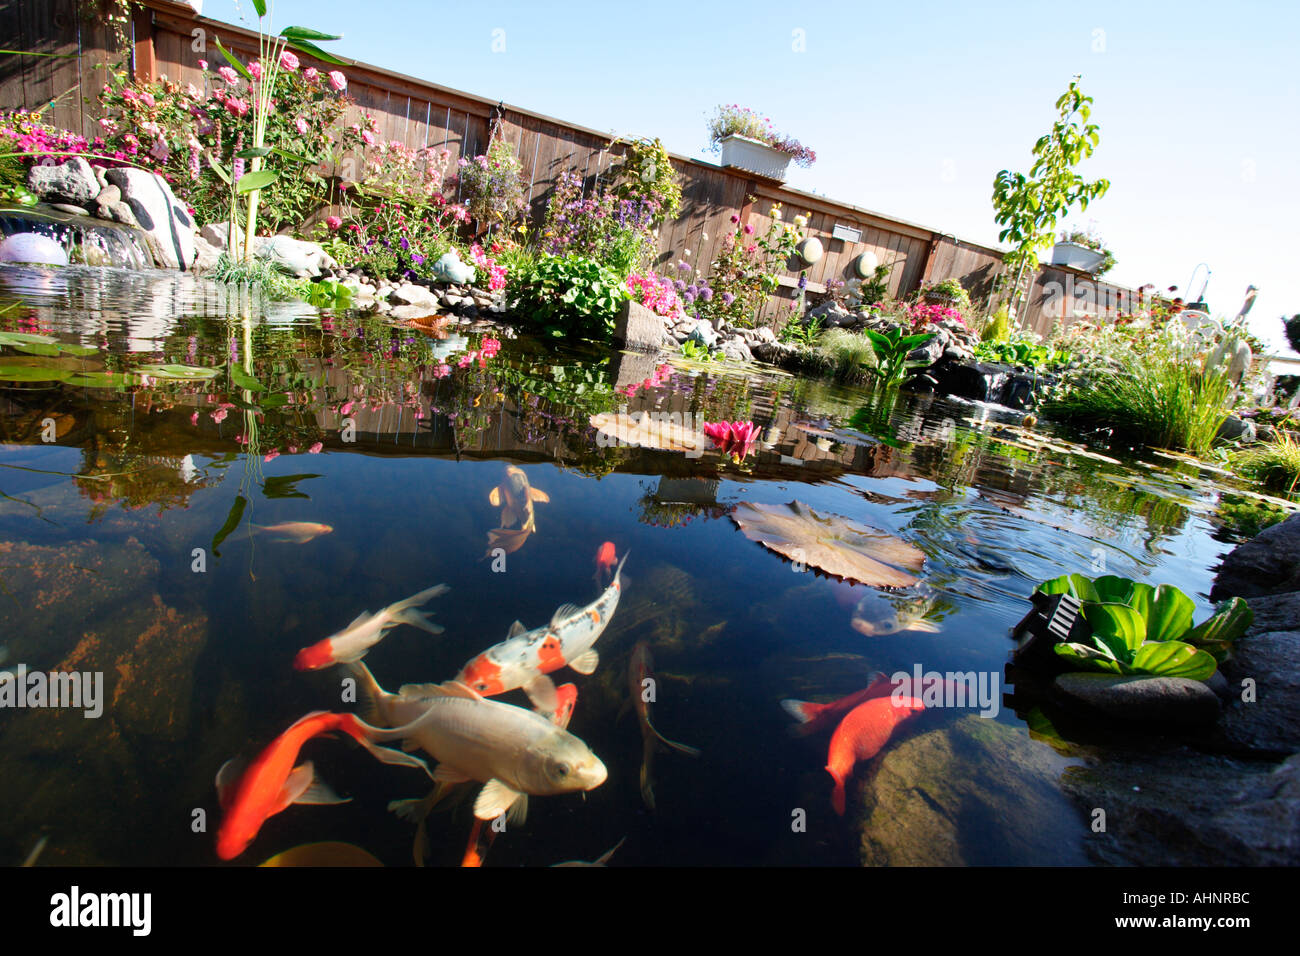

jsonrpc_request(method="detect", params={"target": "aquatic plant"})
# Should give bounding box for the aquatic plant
[812,328,877,383]
[703,420,759,462]
[1231,431,1300,497]
[862,326,936,385]
[1045,346,1235,456]
[778,313,824,348]
[210,253,307,300]
[973,338,1073,369]
[1035,573,1253,677]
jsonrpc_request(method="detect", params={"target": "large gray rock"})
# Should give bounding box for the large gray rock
[104,168,196,270]
[721,338,753,364]
[255,235,338,279]
[613,299,667,352]
[1051,672,1221,726]
[1220,624,1300,754]
[27,157,99,206]
[1212,512,1300,599]
[1217,415,1258,443]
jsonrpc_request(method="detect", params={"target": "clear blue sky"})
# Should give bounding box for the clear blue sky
[210,0,1300,353]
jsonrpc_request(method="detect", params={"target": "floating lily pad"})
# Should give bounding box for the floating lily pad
[0,363,70,382]
[729,500,926,587]
[64,371,136,388]
[136,363,220,381]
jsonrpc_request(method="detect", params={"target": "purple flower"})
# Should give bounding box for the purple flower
[400,237,410,251]
[701,287,714,302]
[412,253,425,266]
[674,280,686,291]
[722,292,735,306]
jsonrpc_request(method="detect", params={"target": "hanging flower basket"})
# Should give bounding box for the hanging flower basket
[718,134,792,181]
[1050,241,1106,273]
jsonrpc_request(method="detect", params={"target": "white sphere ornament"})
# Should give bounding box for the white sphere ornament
[853,251,878,278]
[797,237,823,265]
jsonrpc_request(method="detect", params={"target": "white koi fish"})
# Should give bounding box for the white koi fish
[348,661,606,822]
[455,553,628,711]
[293,584,448,670]
[251,521,334,544]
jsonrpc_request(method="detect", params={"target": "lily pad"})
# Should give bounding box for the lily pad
[729,500,926,588]
[0,363,70,382]
[136,363,220,381]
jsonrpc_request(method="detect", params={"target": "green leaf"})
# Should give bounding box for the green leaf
[1083,602,1146,658]
[0,363,70,382]
[263,473,322,500]
[214,38,253,82]
[235,146,274,159]
[236,170,279,194]
[0,331,59,347]
[211,493,248,557]
[1054,642,1129,674]
[252,0,268,16]
[228,363,265,392]
[1130,641,1217,680]
[286,38,349,66]
[1143,584,1196,644]
[136,363,220,381]
[279,26,343,42]
[271,146,314,165]
[1182,597,1253,661]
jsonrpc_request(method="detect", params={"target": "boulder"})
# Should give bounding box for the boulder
[93,184,122,219]
[1217,415,1258,443]
[103,168,196,270]
[613,299,666,352]
[1050,672,1221,727]
[1212,512,1300,599]
[1219,623,1300,755]
[27,157,99,206]
[0,232,69,266]
[721,338,753,363]
[389,282,439,309]
[190,235,223,273]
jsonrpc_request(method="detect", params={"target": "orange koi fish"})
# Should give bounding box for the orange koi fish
[215,709,435,860]
[825,696,925,816]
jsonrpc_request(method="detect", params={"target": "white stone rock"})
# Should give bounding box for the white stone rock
[104,168,196,270]
[28,158,99,206]
[390,283,439,308]
[255,235,338,279]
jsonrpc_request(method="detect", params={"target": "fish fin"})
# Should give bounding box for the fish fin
[396,682,444,699]
[391,583,450,614]
[215,756,247,810]
[400,739,421,752]
[507,620,527,639]
[488,486,502,507]
[523,674,559,714]
[780,698,825,725]
[528,488,550,503]
[907,621,943,633]
[613,551,630,582]
[550,603,582,627]
[390,607,444,636]
[435,680,485,702]
[354,736,436,779]
[388,797,427,823]
[826,766,847,816]
[276,762,318,811]
[293,770,352,806]
[344,661,388,725]
[653,727,701,757]
[551,683,577,729]
[569,649,599,676]
[594,837,626,866]
[616,698,632,723]
[507,794,529,827]
[432,765,473,785]
[474,779,524,821]
[346,610,372,629]
[639,757,655,811]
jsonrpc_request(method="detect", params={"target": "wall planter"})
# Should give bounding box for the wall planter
[718,134,792,181]
[1050,241,1106,273]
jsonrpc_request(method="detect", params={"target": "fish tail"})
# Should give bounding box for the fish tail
[780,698,825,726]
[338,712,436,779]
[344,661,387,725]
[826,767,847,816]
[390,607,444,636]
[390,583,449,615]
[613,551,630,583]
[650,721,700,757]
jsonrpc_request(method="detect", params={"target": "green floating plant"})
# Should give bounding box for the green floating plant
[1033,573,1253,680]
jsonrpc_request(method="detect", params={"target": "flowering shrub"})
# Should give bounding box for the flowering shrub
[541,171,659,276]
[627,271,685,321]
[469,242,508,292]
[452,138,526,231]
[96,62,363,232]
[609,137,680,223]
[706,105,816,168]
[695,203,804,328]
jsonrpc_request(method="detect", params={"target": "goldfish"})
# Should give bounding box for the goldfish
[594,541,618,587]
[293,583,448,671]
[248,521,334,544]
[460,817,496,867]
[489,465,549,533]
[782,672,976,737]
[214,709,435,861]
[455,553,628,711]
[552,837,627,867]
[850,585,943,636]
[825,697,925,815]
[628,642,699,810]
[347,662,606,823]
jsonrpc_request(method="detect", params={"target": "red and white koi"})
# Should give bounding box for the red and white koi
[293,583,448,671]
[455,553,628,711]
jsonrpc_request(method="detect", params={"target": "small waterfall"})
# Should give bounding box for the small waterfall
[0,205,154,270]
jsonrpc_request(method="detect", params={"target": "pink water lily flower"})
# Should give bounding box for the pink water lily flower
[703,420,760,462]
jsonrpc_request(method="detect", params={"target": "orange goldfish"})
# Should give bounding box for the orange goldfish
[594,541,617,586]
[215,709,435,860]
[461,817,497,868]
[825,696,925,816]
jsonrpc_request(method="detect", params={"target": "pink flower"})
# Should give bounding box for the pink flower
[703,420,759,462]
[340,400,354,415]
[218,66,238,84]
[190,411,199,425]
[198,59,208,70]
[140,92,156,108]
[361,130,376,146]
[304,67,319,82]
[249,61,263,80]
[325,215,342,230]
[433,364,451,378]
[264,449,280,462]
[295,117,309,135]
[279,50,300,72]
[308,442,323,454]
[225,97,249,117]
[328,70,347,91]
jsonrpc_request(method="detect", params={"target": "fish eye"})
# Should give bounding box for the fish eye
[476,682,488,691]
[553,762,570,777]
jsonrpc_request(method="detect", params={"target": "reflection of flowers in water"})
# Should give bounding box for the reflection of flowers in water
[635,479,729,528]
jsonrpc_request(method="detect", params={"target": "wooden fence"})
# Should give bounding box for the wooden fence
[0,0,1138,336]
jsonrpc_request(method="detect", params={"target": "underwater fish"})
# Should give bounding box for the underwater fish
[258,841,383,867]
[214,709,435,861]
[850,585,942,636]
[249,521,334,544]
[347,662,607,822]
[490,465,549,533]
[486,526,534,558]
[460,817,497,868]
[594,541,618,587]
[826,696,925,815]
[782,672,975,737]
[293,583,448,671]
[552,837,627,867]
[628,642,700,810]
[455,553,628,711]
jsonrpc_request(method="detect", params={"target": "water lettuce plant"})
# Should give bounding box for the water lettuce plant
[1034,573,1253,679]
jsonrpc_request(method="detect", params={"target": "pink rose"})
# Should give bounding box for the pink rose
[361,130,376,146]
[279,50,299,71]
[304,67,319,82]
[217,66,238,84]
[248,61,263,80]
[328,70,347,91]
[325,215,342,230]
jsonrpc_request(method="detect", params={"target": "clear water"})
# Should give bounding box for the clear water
[0,265,1270,866]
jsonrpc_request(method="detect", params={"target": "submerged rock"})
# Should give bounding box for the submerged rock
[858,716,1089,866]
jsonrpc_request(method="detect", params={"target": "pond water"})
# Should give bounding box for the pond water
[0,265,1274,867]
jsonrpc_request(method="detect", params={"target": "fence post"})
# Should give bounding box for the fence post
[131,4,156,84]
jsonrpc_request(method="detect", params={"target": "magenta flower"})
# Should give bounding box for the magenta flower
[279,50,300,72]
[249,61,263,80]
[325,215,342,230]
[328,70,347,91]
[217,66,238,84]
[703,420,760,462]
[308,442,323,454]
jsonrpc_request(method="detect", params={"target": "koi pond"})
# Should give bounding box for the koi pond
[0,265,1288,867]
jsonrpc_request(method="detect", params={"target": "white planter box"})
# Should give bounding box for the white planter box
[718,134,792,180]
[1050,241,1106,272]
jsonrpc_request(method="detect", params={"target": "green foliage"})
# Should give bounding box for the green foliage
[1214,495,1290,538]
[455,138,526,230]
[610,137,680,223]
[697,203,804,329]
[981,303,1012,343]
[1046,347,1236,456]
[1232,431,1300,497]
[855,261,894,306]
[919,277,973,314]
[679,339,719,362]
[812,328,878,383]
[1058,228,1116,277]
[0,152,36,206]
[779,313,824,347]
[862,326,936,385]
[1035,573,1252,673]
[210,253,307,300]
[974,339,1073,369]
[509,253,629,340]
